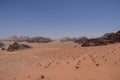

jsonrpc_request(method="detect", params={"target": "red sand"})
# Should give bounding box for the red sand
[0,41,120,80]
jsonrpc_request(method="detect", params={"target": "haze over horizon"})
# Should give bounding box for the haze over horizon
[0,0,120,39]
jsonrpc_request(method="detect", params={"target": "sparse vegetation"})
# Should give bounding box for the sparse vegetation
[114,61,117,64]
[48,62,51,66]
[78,60,81,63]
[37,63,42,67]
[0,30,120,80]
[52,60,54,63]
[38,75,45,80]
[77,63,80,65]
[45,66,47,68]
[28,75,31,78]
[67,62,69,64]
[41,75,45,79]
[103,56,105,58]
[105,59,107,62]
[75,66,79,69]
[96,64,99,66]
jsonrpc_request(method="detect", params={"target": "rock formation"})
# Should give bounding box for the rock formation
[75,30,120,46]
[7,42,31,51]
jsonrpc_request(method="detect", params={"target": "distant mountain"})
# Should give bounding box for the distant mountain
[3,36,52,43]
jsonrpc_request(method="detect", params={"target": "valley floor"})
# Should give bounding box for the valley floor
[0,41,120,80]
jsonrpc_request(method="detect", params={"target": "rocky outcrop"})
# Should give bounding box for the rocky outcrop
[75,30,120,47]
[0,42,4,48]
[74,37,88,44]
[7,42,31,51]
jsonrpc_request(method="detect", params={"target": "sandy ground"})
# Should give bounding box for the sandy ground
[0,41,120,80]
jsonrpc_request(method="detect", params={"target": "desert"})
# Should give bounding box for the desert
[0,40,120,80]
[0,0,120,80]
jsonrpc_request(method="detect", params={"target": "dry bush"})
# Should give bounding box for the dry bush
[96,64,99,66]
[75,66,79,69]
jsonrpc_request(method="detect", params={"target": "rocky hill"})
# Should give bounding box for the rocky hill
[75,30,120,46]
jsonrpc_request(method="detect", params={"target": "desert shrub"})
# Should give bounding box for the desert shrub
[96,64,99,66]
[77,63,80,65]
[67,62,69,64]
[45,66,47,68]
[75,66,79,69]
[41,75,45,79]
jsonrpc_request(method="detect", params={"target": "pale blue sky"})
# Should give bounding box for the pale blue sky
[0,0,120,39]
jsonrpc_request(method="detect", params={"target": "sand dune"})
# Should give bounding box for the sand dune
[0,41,120,80]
